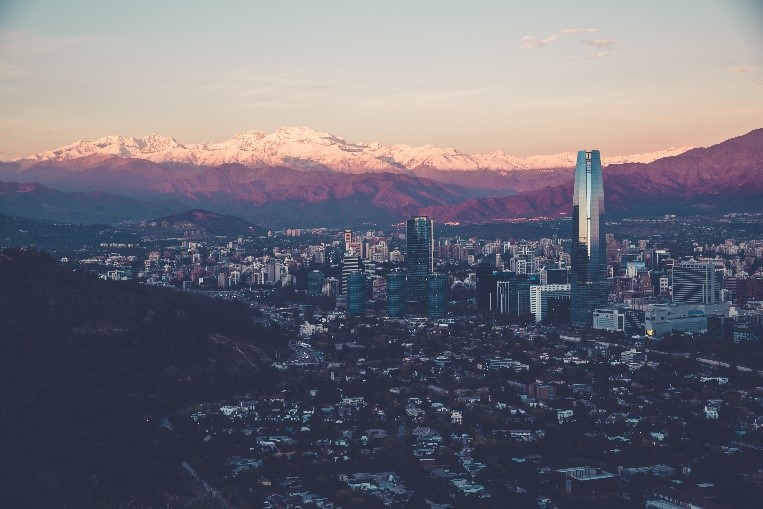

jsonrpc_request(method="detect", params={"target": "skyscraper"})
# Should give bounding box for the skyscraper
[343,229,353,251]
[570,150,608,327]
[530,284,571,323]
[307,270,325,297]
[346,272,367,316]
[427,273,448,319]
[341,255,362,295]
[387,272,407,318]
[672,260,723,304]
[476,259,497,311]
[406,216,434,310]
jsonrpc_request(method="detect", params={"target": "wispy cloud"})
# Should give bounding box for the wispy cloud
[560,28,598,34]
[728,65,759,74]
[583,39,620,48]
[520,28,611,51]
[586,52,610,59]
[520,34,558,49]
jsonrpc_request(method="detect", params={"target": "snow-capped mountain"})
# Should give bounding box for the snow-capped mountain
[18,127,693,173]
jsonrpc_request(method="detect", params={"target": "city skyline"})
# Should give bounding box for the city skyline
[1,1,762,159]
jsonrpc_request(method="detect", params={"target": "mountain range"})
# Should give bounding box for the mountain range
[15,126,692,173]
[424,128,763,222]
[0,127,760,226]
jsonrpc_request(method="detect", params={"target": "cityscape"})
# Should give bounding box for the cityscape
[1,2,763,509]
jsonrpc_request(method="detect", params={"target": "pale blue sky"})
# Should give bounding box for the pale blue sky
[1,0,761,159]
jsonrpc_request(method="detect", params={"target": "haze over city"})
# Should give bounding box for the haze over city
[1,0,762,159]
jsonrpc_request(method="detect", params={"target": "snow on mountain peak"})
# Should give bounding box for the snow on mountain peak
[19,128,693,173]
[232,130,267,142]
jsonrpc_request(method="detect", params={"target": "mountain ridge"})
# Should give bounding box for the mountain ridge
[14,126,693,173]
[423,128,763,222]
[1,128,759,226]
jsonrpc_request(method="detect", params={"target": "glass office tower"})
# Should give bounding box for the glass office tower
[570,150,608,327]
[307,270,325,297]
[347,272,367,316]
[387,272,407,318]
[427,273,448,319]
[406,216,434,311]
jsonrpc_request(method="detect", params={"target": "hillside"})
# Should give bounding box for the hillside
[144,209,267,238]
[0,180,186,223]
[0,162,470,226]
[0,248,284,507]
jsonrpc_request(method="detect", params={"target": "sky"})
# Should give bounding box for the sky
[0,0,762,159]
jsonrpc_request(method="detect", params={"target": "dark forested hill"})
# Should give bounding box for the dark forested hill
[0,248,284,508]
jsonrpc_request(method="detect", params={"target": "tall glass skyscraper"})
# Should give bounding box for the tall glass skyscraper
[387,272,407,318]
[570,150,608,327]
[427,273,448,319]
[347,272,367,316]
[406,216,433,309]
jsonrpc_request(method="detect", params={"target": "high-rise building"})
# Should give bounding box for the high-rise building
[546,296,571,326]
[322,277,339,297]
[267,259,283,286]
[308,270,325,297]
[495,272,531,316]
[476,260,497,310]
[511,243,537,274]
[406,216,434,309]
[343,229,353,251]
[427,273,448,319]
[651,249,670,271]
[346,272,367,316]
[570,150,608,327]
[530,284,571,323]
[341,255,363,295]
[540,267,570,285]
[387,272,407,318]
[672,260,723,305]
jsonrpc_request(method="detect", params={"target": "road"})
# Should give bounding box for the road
[557,333,763,376]
[181,461,229,507]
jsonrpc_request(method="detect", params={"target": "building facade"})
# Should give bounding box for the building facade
[406,216,434,309]
[386,272,407,318]
[530,284,571,323]
[427,273,448,320]
[346,272,367,316]
[341,255,363,295]
[307,270,325,297]
[672,260,723,305]
[570,150,608,327]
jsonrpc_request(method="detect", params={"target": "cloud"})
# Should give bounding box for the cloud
[520,29,611,51]
[728,65,759,74]
[520,34,558,49]
[560,28,598,34]
[586,52,610,59]
[583,39,620,48]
